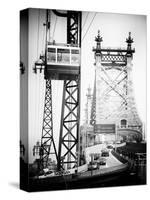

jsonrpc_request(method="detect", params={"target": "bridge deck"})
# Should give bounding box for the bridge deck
[85,144,125,168]
[80,144,128,178]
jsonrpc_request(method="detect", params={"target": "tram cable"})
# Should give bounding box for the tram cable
[52,15,57,40]
[36,9,41,143]
[37,9,40,59]
[82,12,89,30]
[82,13,97,42]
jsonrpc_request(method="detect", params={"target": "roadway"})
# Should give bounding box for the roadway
[85,144,122,169]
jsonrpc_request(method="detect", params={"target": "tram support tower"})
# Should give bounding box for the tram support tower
[91,30,143,142]
[34,9,81,170]
[57,11,82,171]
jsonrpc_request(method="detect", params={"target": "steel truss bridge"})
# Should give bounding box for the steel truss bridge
[82,31,143,150]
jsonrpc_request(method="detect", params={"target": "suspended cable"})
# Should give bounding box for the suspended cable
[37,73,41,140]
[82,13,97,42]
[35,9,40,147]
[37,9,40,59]
[82,12,89,31]
[42,25,46,53]
[48,10,51,42]
[52,15,57,40]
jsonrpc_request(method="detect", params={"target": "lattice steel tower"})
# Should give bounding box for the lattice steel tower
[91,30,143,141]
[34,10,81,170]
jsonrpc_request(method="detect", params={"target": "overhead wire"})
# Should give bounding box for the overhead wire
[37,9,41,140]
[82,12,89,30]
[82,12,97,42]
[48,10,51,42]
[42,23,46,53]
[37,9,40,59]
[35,9,40,147]
[52,15,57,40]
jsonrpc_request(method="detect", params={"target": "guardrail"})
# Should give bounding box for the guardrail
[79,162,128,178]
[111,150,127,164]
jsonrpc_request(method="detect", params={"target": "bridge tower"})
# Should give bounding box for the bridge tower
[85,86,92,125]
[91,30,143,143]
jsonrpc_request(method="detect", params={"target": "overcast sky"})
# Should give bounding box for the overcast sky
[27,9,146,163]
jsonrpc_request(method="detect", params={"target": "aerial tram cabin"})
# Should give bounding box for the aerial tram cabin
[45,43,80,80]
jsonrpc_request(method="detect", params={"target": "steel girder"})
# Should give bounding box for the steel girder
[58,79,80,170]
[40,79,58,169]
[90,77,96,125]
[57,11,81,170]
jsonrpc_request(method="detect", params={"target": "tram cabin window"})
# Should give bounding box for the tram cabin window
[71,49,80,64]
[57,48,70,64]
[47,48,56,63]
[47,45,80,66]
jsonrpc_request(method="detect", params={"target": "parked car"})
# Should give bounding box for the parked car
[88,162,98,171]
[98,158,106,165]
[101,151,109,157]
[45,170,54,175]
[107,145,114,149]
[38,170,55,179]
[94,154,100,161]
